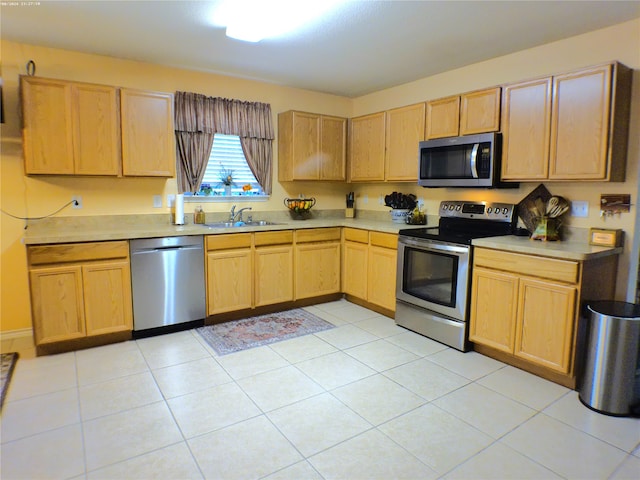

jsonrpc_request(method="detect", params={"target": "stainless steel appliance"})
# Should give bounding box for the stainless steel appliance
[418,133,512,188]
[396,201,516,351]
[130,235,206,336]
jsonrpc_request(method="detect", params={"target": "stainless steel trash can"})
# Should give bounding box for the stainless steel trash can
[578,301,640,416]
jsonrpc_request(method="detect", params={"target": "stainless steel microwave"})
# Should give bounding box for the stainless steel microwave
[418,132,510,188]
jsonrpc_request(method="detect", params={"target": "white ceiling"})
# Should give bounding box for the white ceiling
[2,1,639,97]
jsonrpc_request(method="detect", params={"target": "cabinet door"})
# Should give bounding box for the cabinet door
[343,241,368,299]
[368,246,397,311]
[469,267,519,353]
[121,89,175,177]
[459,87,501,135]
[515,278,576,373]
[206,249,253,314]
[255,245,294,306]
[83,260,133,336]
[295,242,341,299]
[385,103,425,181]
[319,115,347,180]
[73,83,120,175]
[348,112,386,181]
[549,65,611,180]
[501,78,552,180]
[30,265,86,345]
[21,77,75,174]
[292,112,320,180]
[426,96,459,139]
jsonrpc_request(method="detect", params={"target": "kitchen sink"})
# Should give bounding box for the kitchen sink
[203,220,284,229]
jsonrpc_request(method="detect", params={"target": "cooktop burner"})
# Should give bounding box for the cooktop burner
[399,201,517,245]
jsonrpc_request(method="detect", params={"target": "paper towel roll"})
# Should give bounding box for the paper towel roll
[174,193,185,225]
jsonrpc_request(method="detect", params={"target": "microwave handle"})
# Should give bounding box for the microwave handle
[470,144,479,178]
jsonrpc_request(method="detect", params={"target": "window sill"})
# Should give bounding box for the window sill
[184,195,269,203]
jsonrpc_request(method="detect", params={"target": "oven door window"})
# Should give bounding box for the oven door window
[402,247,458,307]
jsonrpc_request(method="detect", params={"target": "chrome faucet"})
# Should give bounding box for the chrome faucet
[231,206,252,223]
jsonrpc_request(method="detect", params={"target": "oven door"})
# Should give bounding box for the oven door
[396,236,470,322]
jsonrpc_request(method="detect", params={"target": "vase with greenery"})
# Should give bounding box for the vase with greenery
[219,164,234,195]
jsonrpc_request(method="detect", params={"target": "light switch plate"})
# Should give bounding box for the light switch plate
[571,200,589,217]
[167,194,176,207]
[153,195,162,208]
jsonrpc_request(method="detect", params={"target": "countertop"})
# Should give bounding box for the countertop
[23,213,622,262]
[472,235,622,261]
[22,214,427,245]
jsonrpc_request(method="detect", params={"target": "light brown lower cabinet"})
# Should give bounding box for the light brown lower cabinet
[294,228,341,300]
[206,231,295,315]
[342,228,398,313]
[28,241,133,346]
[469,247,617,387]
[254,231,294,307]
[206,234,253,315]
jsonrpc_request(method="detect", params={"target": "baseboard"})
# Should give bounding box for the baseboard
[0,328,33,341]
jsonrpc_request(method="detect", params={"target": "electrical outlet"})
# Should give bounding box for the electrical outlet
[418,197,425,208]
[379,195,384,205]
[153,195,162,208]
[362,194,368,204]
[571,200,589,217]
[72,195,82,209]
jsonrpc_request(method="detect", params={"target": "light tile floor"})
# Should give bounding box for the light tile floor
[1,299,639,479]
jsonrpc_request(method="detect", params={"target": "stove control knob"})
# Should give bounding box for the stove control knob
[455,205,461,211]
[487,207,492,214]
[449,205,455,211]
[502,207,509,214]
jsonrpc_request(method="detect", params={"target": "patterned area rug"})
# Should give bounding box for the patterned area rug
[196,308,335,355]
[1,352,19,409]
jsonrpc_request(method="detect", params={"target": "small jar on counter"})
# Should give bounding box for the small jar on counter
[194,205,206,224]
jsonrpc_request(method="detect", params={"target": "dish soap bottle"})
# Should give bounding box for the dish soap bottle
[194,205,205,224]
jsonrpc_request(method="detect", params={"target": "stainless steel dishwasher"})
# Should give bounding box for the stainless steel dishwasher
[130,235,205,336]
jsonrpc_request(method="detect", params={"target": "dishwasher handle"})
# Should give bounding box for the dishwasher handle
[132,245,202,254]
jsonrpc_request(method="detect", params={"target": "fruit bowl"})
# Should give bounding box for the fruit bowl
[284,197,316,220]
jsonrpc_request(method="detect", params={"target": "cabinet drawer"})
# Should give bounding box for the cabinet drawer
[254,230,293,247]
[296,228,341,243]
[28,241,129,265]
[206,233,252,251]
[370,231,397,249]
[474,248,579,284]
[344,228,369,244]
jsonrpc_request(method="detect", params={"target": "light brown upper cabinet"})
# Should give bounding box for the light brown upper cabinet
[426,87,500,139]
[501,62,632,182]
[349,104,425,183]
[22,76,120,175]
[501,78,553,180]
[22,77,176,177]
[120,89,176,177]
[348,112,386,181]
[278,111,347,181]
[385,103,425,181]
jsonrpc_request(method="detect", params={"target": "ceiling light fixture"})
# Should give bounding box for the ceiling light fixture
[210,0,345,43]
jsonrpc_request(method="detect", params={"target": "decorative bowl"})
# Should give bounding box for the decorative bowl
[284,197,316,220]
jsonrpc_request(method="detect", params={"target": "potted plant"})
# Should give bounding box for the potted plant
[218,164,234,196]
[384,192,417,223]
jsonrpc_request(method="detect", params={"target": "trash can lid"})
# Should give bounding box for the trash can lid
[587,301,640,319]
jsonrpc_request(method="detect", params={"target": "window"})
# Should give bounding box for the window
[191,134,266,198]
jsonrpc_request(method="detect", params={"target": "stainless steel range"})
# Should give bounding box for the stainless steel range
[396,201,516,351]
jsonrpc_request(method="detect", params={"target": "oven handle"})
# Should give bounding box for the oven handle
[399,237,469,255]
[470,143,479,179]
